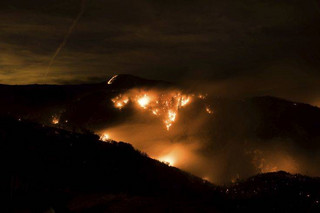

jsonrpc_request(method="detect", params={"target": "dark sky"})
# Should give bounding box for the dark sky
[1,0,320,105]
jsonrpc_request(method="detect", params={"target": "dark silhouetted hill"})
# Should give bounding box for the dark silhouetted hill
[0,117,218,212]
[0,117,320,212]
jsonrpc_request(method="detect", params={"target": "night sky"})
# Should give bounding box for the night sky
[1,0,320,105]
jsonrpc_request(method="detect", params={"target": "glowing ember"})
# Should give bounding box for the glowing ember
[198,94,207,99]
[52,116,59,124]
[137,94,150,108]
[180,96,190,107]
[107,75,118,85]
[152,109,159,115]
[100,133,111,142]
[165,123,172,131]
[112,95,129,109]
[206,106,213,114]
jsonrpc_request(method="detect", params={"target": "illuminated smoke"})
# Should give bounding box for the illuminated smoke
[159,153,176,166]
[96,86,320,184]
[45,0,86,76]
[251,149,300,174]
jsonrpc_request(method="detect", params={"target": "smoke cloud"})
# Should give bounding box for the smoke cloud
[93,86,320,184]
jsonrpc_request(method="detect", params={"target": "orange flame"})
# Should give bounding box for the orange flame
[110,89,212,130]
[137,94,151,108]
[52,116,59,124]
[100,133,111,142]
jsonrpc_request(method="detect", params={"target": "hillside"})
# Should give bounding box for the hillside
[1,75,320,183]
[0,117,218,212]
[1,117,320,212]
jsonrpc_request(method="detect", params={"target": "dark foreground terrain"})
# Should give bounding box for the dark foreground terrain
[0,117,320,212]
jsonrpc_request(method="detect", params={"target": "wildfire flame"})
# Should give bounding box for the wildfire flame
[206,106,213,114]
[52,116,59,125]
[198,94,207,100]
[137,94,151,108]
[112,95,129,109]
[165,110,176,130]
[180,95,190,106]
[159,154,176,166]
[100,133,111,142]
[110,89,213,130]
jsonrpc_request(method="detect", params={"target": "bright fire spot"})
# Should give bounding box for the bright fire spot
[198,94,207,99]
[107,75,118,85]
[137,94,150,108]
[180,96,190,107]
[165,123,172,131]
[159,154,176,166]
[52,117,59,125]
[164,110,177,130]
[112,95,129,109]
[168,110,176,121]
[100,133,111,142]
[206,106,213,114]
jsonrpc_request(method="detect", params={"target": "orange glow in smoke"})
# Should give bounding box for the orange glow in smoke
[252,149,299,174]
[100,133,111,142]
[159,154,176,166]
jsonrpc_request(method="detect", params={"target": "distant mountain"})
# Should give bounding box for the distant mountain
[1,74,320,137]
[105,74,173,89]
[0,74,172,129]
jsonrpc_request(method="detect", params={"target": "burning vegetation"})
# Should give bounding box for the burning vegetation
[52,115,60,125]
[100,133,111,142]
[110,88,211,130]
